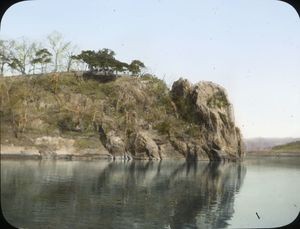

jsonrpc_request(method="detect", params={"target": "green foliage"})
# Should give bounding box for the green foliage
[141,75,171,107]
[173,96,198,124]
[1,32,149,77]
[207,91,230,109]
[154,120,171,135]
[57,115,74,132]
[153,116,198,138]
[73,49,121,74]
[0,39,15,76]
[73,49,145,76]
[32,49,52,63]
[9,58,26,75]
[57,112,95,133]
[31,48,52,73]
[128,60,145,76]
[184,124,202,137]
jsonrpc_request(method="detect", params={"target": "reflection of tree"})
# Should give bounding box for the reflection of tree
[1,160,246,229]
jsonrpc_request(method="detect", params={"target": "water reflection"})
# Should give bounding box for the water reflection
[1,160,246,229]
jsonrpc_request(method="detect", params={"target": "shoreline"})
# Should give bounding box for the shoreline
[1,151,300,161]
[0,144,186,161]
[0,155,197,161]
[246,151,300,157]
[0,144,113,161]
[0,154,113,160]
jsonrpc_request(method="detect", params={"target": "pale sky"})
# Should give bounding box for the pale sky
[1,0,299,138]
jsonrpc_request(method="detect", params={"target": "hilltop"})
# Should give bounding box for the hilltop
[271,141,300,153]
[0,73,244,161]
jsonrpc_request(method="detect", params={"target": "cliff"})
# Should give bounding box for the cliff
[0,73,244,161]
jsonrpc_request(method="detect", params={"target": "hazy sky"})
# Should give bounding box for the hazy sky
[1,0,299,138]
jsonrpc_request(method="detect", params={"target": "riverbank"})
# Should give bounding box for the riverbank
[2,145,299,161]
[0,144,112,160]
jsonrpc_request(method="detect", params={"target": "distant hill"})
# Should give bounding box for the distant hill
[244,137,300,152]
[271,141,300,153]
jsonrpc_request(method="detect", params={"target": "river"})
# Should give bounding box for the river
[1,156,300,228]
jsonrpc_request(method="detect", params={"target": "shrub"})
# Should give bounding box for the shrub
[154,120,171,135]
[57,115,75,132]
[184,124,201,137]
[207,91,229,109]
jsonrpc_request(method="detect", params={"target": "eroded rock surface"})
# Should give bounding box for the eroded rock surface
[170,79,244,160]
[98,78,244,161]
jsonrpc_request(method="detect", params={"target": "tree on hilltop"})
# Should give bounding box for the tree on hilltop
[72,50,97,71]
[47,31,71,72]
[0,32,148,77]
[65,45,78,72]
[8,38,36,75]
[31,48,52,74]
[0,39,15,76]
[95,48,116,74]
[128,60,145,76]
[112,59,128,75]
[73,48,119,75]
[73,49,146,77]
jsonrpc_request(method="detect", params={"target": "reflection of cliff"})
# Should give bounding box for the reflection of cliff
[1,160,246,228]
[170,162,246,229]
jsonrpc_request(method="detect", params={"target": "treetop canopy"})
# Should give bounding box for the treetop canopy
[72,48,145,76]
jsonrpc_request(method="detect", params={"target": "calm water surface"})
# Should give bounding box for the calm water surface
[1,157,300,228]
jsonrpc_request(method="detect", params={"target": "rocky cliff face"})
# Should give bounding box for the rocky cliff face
[98,78,244,161]
[0,74,244,161]
[170,79,244,160]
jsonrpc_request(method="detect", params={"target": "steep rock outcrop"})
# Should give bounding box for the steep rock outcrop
[171,79,244,160]
[98,78,244,161]
[129,131,161,160]
[105,131,127,159]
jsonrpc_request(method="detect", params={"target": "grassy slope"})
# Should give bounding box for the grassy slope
[271,141,300,153]
[0,73,201,151]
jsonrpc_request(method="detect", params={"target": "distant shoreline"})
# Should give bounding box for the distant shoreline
[246,151,300,157]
